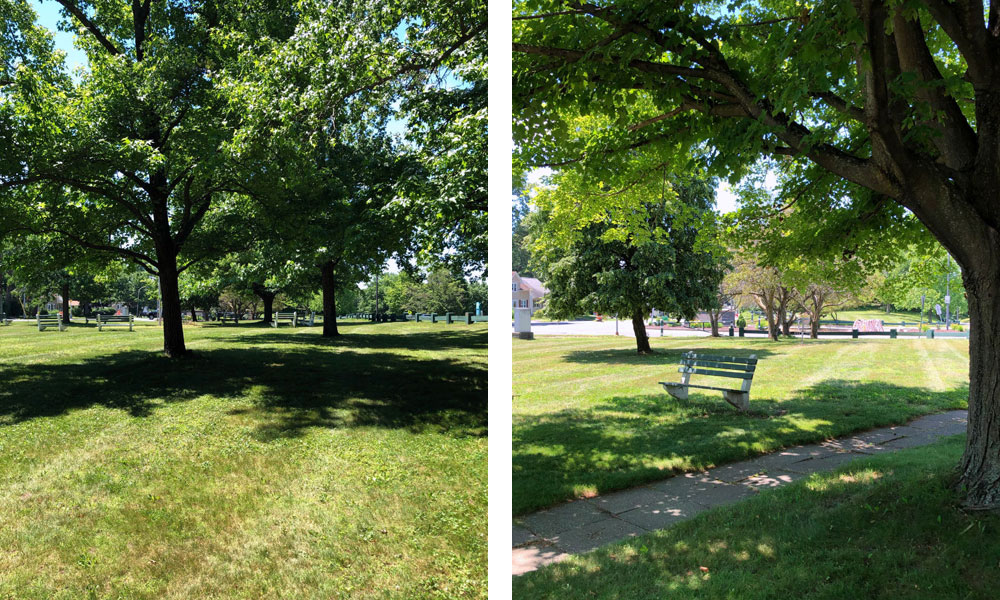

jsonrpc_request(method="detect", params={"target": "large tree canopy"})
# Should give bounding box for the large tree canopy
[514,0,1000,508]
[535,173,727,353]
[1,0,485,357]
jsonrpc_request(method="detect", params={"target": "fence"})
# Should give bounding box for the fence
[725,326,969,339]
[345,312,488,324]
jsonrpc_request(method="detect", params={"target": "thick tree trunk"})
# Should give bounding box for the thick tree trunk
[632,311,652,354]
[251,284,277,324]
[709,310,720,337]
[61,282,70,324]
[958,269,1000,508]
[157,248,187,357]
[781,313,792,337]
[810,314,820,339]
[320,260,340,337]
[767,307,779,341]
[190,304,198,322]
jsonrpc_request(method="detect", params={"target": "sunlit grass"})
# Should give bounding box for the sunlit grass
[513,335,968,514]
[0,319,486,599]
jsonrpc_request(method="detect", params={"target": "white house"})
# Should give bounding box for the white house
[512,271,548,315]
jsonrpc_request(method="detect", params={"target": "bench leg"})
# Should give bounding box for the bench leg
[722,390,750,411]
[662,384,689,401]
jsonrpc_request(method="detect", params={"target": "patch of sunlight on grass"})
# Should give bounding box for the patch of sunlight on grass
[806,468,886,493]
[716,428,749,438]
[777,415,833,432]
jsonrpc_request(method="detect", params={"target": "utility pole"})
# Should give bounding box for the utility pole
[945,272,951,330]
[919,292,925,331]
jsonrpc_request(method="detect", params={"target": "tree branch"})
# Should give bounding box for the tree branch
[132,0,151,61]
[809,91,865,122]
[513,8,600,21]
[923,0,991,84]
[53,0,121,56]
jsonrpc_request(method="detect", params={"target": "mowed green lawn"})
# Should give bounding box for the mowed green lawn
[513,335,968,515]
[0,319,486,599]
[514,436,1000,599]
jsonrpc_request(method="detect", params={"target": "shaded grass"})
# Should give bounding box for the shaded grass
[0,319,486,599]
[514,436,1000,599]
[513,336,968,515]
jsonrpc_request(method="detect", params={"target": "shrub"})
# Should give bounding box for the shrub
[736,316,747,328]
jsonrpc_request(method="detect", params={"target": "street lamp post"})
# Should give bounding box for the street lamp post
[945,271,952,330]
[919,292,925,330]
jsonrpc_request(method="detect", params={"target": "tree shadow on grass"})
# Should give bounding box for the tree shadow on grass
[230,328,488,353]
[562,346,778,366]
[513,380,967,514]
[0,343,486,441]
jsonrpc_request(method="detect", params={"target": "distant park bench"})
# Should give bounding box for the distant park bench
[36,313,66,332]
[218,312,239,324]
[271,311,297,327]
[1,312,10,326]
[660,351,758,411]
[97,314,134,331]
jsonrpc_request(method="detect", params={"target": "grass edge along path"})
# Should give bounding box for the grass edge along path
[513,336,969,515]
[514,433,1000,599]
[513,409,967,575]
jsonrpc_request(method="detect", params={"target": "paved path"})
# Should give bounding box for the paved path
[512,410,968,576]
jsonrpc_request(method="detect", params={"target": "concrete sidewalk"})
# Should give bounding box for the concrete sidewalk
[512,410,968,576]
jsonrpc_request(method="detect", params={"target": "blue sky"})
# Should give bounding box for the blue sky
[30,0,88,73]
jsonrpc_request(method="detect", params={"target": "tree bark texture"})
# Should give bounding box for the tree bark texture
[708,309,720,337]
[157,247,187,357]
[190,304,198,322]
[320,261,340,337]
[251,284,277,324]
[958,252,1000,508]
[632,311,652,353]
[61,282,70,324]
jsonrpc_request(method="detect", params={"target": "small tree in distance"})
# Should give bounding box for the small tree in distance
[535,174,727,354]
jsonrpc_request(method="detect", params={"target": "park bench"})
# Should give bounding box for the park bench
[36,313,66,332]
[1,312,10,326]
[97,314,134,331]
[660,351,758,411]
[271,311,297,327]
[218,312,239,324]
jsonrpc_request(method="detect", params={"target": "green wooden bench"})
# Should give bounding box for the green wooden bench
[660,351,758,411]
[36,313,66,332]
[218,312,239,324]
[271,311,297,327]
[97,314,134,331]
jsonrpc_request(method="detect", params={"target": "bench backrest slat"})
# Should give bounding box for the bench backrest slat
[683,352,757,364]
[680,358,755,372]
[677,366,754,380]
